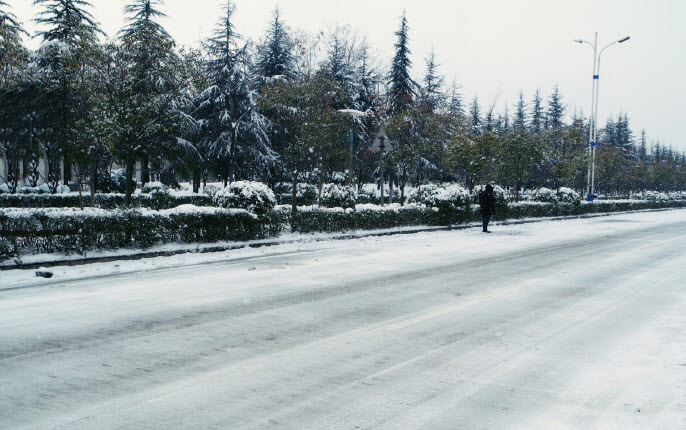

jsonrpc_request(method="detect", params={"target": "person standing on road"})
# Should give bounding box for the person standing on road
[479,184,496,233]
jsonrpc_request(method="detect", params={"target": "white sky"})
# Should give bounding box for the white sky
[8,0,686,151]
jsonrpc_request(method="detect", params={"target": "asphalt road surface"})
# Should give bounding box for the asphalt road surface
[1,210,685,429]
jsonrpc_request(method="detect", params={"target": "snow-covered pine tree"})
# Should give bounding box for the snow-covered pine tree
[0,1,30,192]
[469,96,481,135]
[638,129,647,163]
[420,49,445,111]
[33,0,103,192]
[513,90,527,132]
[115,0,180,203]
[322,26,359,105]
[388,10,415,114]
[33,0,102,44]
[257,7,294,81]
[0,1,28,78]
[447,79,465,119]
[530,89,543,133]
[195,0,275,184]
[547,85,565,129]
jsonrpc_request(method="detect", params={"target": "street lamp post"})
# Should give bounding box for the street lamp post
[338,109,366,186]
[575,33,630,201]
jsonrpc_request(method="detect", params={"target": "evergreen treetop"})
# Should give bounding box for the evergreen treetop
[547,85,565,129]
[388,10,415,114]
[257,7,294,80]
[33,0,102,43]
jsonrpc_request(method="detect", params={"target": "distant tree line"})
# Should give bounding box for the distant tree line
[0,0,683,206]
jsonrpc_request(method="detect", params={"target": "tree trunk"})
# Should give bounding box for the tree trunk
[291,169,298,232]
[141,153,149,189]
[90,161,97,207]
[125,150,135,208]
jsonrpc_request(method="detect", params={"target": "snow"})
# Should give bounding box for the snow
[1,209,686,429]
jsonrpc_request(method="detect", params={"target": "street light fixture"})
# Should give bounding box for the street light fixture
[575,33,630,201]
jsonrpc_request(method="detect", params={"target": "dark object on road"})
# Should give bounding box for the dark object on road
[35,271,54,279]
[479,184,496,233]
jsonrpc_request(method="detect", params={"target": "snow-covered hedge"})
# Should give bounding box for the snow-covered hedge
[0,206,276,259]
[0,193,214,210]
[213,181,276,215]
[286,203,441,233]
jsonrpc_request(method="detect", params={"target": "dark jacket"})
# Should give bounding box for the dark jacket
[479,185,496,216]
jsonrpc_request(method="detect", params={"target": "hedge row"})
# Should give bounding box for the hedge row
[285,205,444,233]
[0,207,278,259]
[2,199,685,259]
[286,199,686,233]
[0,193,214,210]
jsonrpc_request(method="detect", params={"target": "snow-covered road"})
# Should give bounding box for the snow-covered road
[1,210,686,429]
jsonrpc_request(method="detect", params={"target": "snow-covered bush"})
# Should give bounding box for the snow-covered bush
[19,186,47,194]
[273,182,318,205]
[203,183,222,198]
[141,182,168,194]
[320,184,356,209]
[644,191,669,201]
[557,187,581,203]
[472,184,507,203]
[356,183,402,205]
[410,183,470,208]
[532,187,559,203]
[109,169,128,194]
[214,181,276,215]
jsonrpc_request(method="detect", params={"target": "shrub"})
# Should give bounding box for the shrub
[320,184,356,209]
[214,181,276,215]
[532,187,559,203]
[644,191,669,201]
[141,182,168,194]
[203,183,222,197]
[558,187,581,203]
[274,182,318,205]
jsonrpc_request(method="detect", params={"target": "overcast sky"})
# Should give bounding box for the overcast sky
[9,0,686,151]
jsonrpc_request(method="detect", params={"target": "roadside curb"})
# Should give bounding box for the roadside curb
[1,207,678,271]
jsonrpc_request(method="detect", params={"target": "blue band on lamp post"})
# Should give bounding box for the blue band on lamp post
[590,141,596,147]
[593,75,599,79]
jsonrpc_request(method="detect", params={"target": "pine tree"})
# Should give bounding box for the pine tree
[114,0,180,203]
[638,129,647,163]
[0,1,28,78]
[33,0,103,192]
[547,85,565,129]
[195,0,275,184]
[257,7,294,81]
[420,49,445,110]
[469,96,481,135]
[388,10,415,114]
[447,79,464,118]
[34,0,102,44]
[513,90,527,132]
[530,89,543,133]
